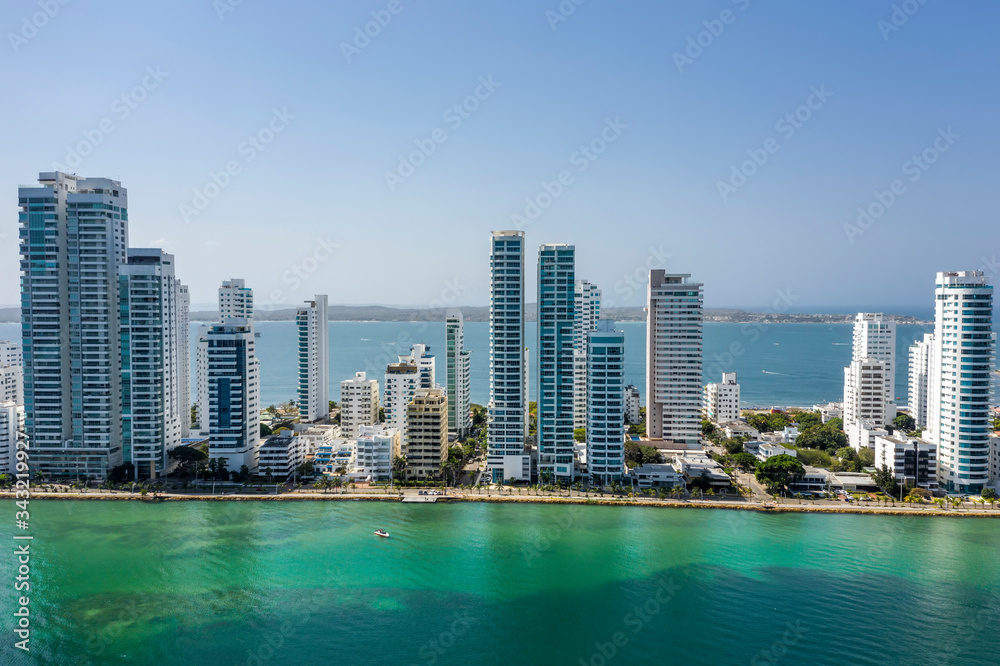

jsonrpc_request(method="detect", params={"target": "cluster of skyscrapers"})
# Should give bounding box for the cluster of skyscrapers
[842,271,996,494]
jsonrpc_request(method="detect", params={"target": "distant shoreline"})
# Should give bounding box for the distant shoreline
[5,492,995,518]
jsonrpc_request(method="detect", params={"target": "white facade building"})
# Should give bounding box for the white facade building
[296,295,329,422]
[384,358,419,443]
[874,435,938,491]
[0,402,24,475]
[445,310,472,438]
[205,321,260,472]
[257,434,304,478]
[573,280,601,430]
[843,313,897,449]
[177,284,191,437]
[756,443,797,462]
[487,230,529,482]
[0,341,22,367]
[119,249,187,479]
[624,385,641,424]
[19,172,129,478]
[354,424,400,483]
[586,320,625,484]
[645,271,703,448]
[219,278,253,320]
[340,371,379,437]
[925,271,995,494]
[908,333,934,428]
[0,366,22,406]
[704,372,740,423]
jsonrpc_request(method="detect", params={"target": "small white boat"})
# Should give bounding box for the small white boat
[374,529,390,538]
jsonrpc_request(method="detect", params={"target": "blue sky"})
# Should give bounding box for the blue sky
[2,0,998,310]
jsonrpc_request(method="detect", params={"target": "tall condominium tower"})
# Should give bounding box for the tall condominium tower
[445,309,472,438]
[177,284,191,437]
[487,231,529,482]
[404,387,448,480]
[340,371,380,437]
[384,357,419,444]
[219,278,253,320]
[925,271,995,493]
[908,333,934,428]
[645,271,703,448]
[19,172,128,478]
[537,243,576,483]
[587,320,625,485]
[573,280,601,430]
[205,320,260,472]
[119,249,188,478]
[296,295,329,422]
[843,313,897,449]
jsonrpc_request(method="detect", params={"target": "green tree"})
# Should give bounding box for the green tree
[826,417,844,431]
[722,438,745,455]
[794,412,823,429]
[981,488,996,500]
[871,464,898,497]
[392,456,407,483]
[892,414,917,432]
[701,420,717,438]
[755,454,804,490]
[731,452,759,471]
[260,423,273,437]
[795,424,847,452]
[574,427,586,443]
[857,447,875,467]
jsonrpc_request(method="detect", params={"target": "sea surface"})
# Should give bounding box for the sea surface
[0,320,940,409]
[1,501,998,665]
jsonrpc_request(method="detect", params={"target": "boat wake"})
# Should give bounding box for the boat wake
[761,370,788,376]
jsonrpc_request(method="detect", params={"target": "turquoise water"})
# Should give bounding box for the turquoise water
[0,320,941,409]
[1,501,998,665]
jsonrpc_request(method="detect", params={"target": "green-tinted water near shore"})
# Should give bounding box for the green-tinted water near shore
[2,501,999,665]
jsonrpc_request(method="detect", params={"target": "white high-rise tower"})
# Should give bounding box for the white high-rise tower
[297,295,329,422]
[487,231,530,482]
[573,280,601,430]
[843,313,897,449]
[445,310,472,438]
[908,332,934,428]
[645,271,703,448]
[19,172,128,478]
[925,271,995,494]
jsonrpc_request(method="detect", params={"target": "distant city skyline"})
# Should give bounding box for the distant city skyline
[3,0,999,310]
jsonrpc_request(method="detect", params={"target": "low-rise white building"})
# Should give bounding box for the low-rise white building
[314,438,355,475]
[624,385,641,424]
[812,402,843,423]
[672,450,731,489]
[757,443,797,462]
[722,422,759,440]
[704,372,740,423]
[257,435,305,478]
[295,423,342,459]
[631,463,685,490]
[874,435,937,491]
[847,420,889,451]
[789,466,830,493]
[355,425,400,483]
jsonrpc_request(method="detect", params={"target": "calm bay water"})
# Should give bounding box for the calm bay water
[1,501,998,665]
[0,320,936,409]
